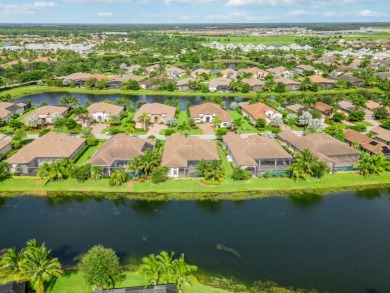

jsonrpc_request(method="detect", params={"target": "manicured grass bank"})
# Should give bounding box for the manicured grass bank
[48,271,229,293]
[2,172,390,199]
[0,85,384,100]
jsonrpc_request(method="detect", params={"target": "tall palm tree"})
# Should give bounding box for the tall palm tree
[170,254,197,292]
[90,166,104,181]
[72,106,89,127]
[110,170,129,186]
[138,112,150,131]
[139,254,161,286]
[0,248,25,282]
[128,150,161,179]
[20,239,63,293]
[204,160,224,182]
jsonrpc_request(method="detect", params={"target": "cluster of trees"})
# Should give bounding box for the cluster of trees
[287,149,329,181]
[196,159,225,183]
[354,153,390,177]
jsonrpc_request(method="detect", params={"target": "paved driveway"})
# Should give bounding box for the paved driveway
[147,124,167,136]
[91,123,107,135]
[198,124,215,135]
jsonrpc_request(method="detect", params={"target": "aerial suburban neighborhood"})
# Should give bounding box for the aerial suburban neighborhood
[1,18,390,293]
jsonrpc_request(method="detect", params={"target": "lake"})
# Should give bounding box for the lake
[13,92,245,111]
[1,190,390,293]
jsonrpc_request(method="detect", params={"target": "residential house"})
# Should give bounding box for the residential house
[177,77,196,91]
[191,69,210,77]
[166,66,186,78]
[241,78,264,91]
[311,102,333,116]
[88,134,156,175]
[275,77,300,91]
[110,74,143,89]
[162,134,219,178]
[243,67,268,78]
[0,139,12,155]
[140,76,174,90]
[6,132,86,175]
[145,64,159,75]
[126,64,141,73]
[0,102,27,124]
[190,103,231,127]
[58,72,93,86]
[295,64,315,74]
[241,102,282,124]
[344,129,390,156]
[220,69,237,78]
[223,133,292,176]
[366,100,381,111]
[371,126,390,145]
[285,103,307,113]
[208,78,230,92]
[309,75,335,89]
[87,102,124,123]
[133,103,176,128]
[338,100,354,114]
[330,75,363,87]
[277,132,361,171]
[266,66,291,78]
[22,105,69,125]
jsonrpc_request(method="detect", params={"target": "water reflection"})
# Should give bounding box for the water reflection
[129,200,166,215]
[196,200,224,213]
[287,193,323,209]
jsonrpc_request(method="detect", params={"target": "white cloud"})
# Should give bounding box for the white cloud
[205,12,246,20]
[324,9,387,17]
[0,2,58,17]
[165,0,216,5]
[226,0,296,7]
[67,0,130,3]
[355,9,386,17]
[285,10,312,16]
[96,12,114,17]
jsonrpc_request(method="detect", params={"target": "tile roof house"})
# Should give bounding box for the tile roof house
[309,75,335,89]
[330,75,363,87]
[133,103,176,128]
[177,77,196,91]
[371,126,390,145]
[241,78,264,91]
[7,132,86,175]
[344,129,390,156]
[191,68,210,77]
[366,100,381,110]
[220,69,237,78]
[140,76,174,90]
[223,133,292,177]
[295,64,315,74]
[277,132,361,171]
[190,103,232,127]
[243,67,268,78]
[208,78,231,92]
[285,103,307,113]
[0,139,12,155]
[0,102,27,123]
[22,105,69,125]
[241,102,282,124]
[275,77,300,91]
[312,102,333,116]
[88,134,155,175]
[162,134,219,178]
[87,102,124,123]
[166,66,186,78]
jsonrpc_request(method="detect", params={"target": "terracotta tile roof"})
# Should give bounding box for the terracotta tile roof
[366,100,381,110]
[113,74,143,82]
[162,134,219,168]
[344,129,390,155]
[0,108,11,120]
[22,105,68,124]
[285,103,307,112]
[275,77,299,85]
[209,77,230,88]
[177,77,196,86]
[88,134,155,166]
[296,64,314,71]
[0,139,12,151]
[309,75,335,84]
[133,103,176,122]
[87,102,124,116]
[59,72,93,80]
[241,78,264,87]
[241,102,279,120]
[191,69,210,75]
[243,67,264,75]
[371,126,390,143]
[220,69,237,76]
[278,132,360,162]
[6,132,85,164]
[313,102,332,113]
[190,103,231,122]
[223,133,291,166]
[166,66,186,74]
[266,66,286,74]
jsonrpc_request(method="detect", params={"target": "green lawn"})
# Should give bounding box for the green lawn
[160,111,204,135]
[48,272,229,293]
[75,141,105,166]
[228,110,258,134]
[218,144,233,177]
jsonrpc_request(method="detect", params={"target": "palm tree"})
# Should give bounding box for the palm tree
[72,106,89,127]
[20,239,63,293]
[355,153,389,176]
[109,170,129,186]
[170,254,197,292]
[287,149,328,181]
[230,118,243,133]
[138,112,151,131]
[212,115,222,128]
[90,166,104,181]
[156,251,174,284]
[128,150,161,179]
[139,254,161,286]
[0,248,25,282]
[204,160,224,182]
[196,159,208,176]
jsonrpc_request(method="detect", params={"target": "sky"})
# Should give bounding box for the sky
[0,0,389,24]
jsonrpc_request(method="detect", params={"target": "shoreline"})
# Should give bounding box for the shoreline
[0,84,384,100]
[0,172,389,200]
